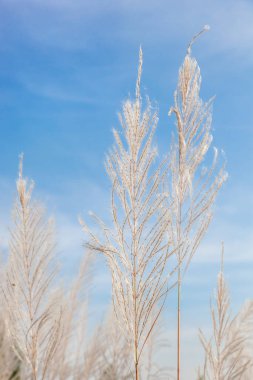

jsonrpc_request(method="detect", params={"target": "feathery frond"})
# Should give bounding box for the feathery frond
[80,48,174,379]
[3,156,62,380]
[168,26,227,279]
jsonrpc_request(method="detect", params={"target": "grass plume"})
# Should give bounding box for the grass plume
[3,156,62,380]
[199,247,253,379]
[80,48,175,379]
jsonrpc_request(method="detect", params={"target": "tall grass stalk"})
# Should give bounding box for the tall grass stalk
[167,26,227,380]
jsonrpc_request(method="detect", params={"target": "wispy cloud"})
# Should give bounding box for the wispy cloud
[2,0,253,65]
[22,80,95,103]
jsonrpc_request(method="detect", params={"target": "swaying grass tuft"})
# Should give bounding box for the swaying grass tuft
[199,247,253,379]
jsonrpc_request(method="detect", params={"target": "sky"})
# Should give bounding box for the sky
[0,0,252,378]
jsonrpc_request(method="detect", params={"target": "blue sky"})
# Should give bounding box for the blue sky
[0,0,253,377]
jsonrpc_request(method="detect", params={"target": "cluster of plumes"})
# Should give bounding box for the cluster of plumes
[0,31,252,380]
[80,48,174,379]
[80,30,229,380]
[199,252,253,380]
[81,32,229,379]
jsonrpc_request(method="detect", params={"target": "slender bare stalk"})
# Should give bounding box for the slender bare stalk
[80,48,174,379]
[199,246,253,379]
[177,266,181,380]
[167,26,227,379]
[3,156,62,380]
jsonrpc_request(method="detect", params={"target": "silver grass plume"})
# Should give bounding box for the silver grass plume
[3,155,62,380]
[80,48,175,380]
[168,23,227,276]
